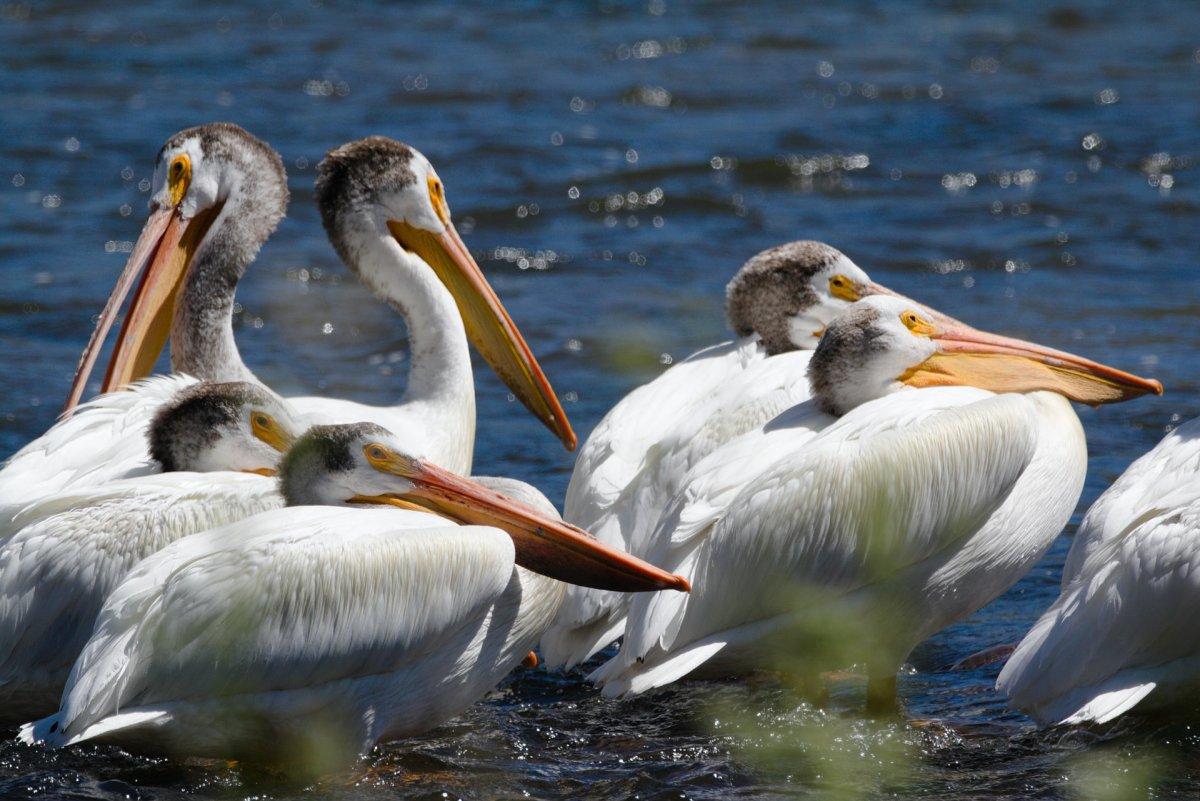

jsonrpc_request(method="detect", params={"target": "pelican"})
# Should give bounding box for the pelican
[588,295,1160,708]
[0,125,571,523]
[299,135,574,466]
[0,381,298,724]
[21,423,686,766]
[543,242,930,669]
[0,123,286,522]
[997,418,1200,726]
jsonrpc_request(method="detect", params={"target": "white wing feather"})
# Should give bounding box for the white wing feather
[545,341,821,668]
[596,391,1040,696]
[0,471,279,720]
[542,339,760,667]
[0,375,197,531]
[564,338,758,532]
[1000,497,1200,725]
[624,348,815,558]
[50,506,516,743]
[1062,417,1200,587]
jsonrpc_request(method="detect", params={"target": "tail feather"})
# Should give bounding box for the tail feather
[592,611,794,698]
[591,639,727,698]
[21,708,169,748]
[1037,679,1158,727]
[18,712,61,746]
[63,708,169,745]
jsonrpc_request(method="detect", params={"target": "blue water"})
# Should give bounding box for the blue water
[2,0,1199,797]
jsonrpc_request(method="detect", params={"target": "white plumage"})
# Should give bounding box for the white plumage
[585,294,1158,701]
[0,471,280,723]
[0,375,197,531]
[545,339,806,666]
[592,389,1085,697]
[1061,417,1200,587]
[998,418,1200,725]
[17,421,691,763]
[22,505,563,762]
[0,379,297,722]
[544,242,882,669]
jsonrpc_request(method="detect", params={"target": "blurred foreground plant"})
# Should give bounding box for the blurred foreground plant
[703,582,927,799]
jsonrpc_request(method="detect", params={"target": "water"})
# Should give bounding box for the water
[1,0,1198,797]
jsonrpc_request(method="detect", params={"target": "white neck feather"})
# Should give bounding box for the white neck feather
[349,221,476,430]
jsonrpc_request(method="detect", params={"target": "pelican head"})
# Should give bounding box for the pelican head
[149,381,301,475]
[725,241,883,354]
[278,423,689,593]
[808,295,1163,415]
[66,123,287,412]
[315,137,576,451]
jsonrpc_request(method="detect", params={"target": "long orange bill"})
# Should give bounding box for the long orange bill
[902,322,1163,404]
[940,325,1162,387]
[356,455,689,593]
[387,218,577,451]
[63,206,179,414]
[62,202,223,415]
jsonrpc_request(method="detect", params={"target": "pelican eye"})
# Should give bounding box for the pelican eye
[249,412,278,436]
[828,273,860,302]
[901,311,936,336]
[167,153,192,205]
[365,444,390,463]
[426,175,451,226]
[248,411,292,452]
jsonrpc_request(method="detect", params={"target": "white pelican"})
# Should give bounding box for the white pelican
[588,295,1160,708]
[997,418,1200,726]
[0,123,286,523]
[0,381,298,724]
[300,135,575,466]
[543,242,935,669]
[0,126,571,523]
[21,423,686,764]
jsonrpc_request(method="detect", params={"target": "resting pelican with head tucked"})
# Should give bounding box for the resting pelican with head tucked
[589,295,1161,708]
[0,125,572,525]
[0,380,298,724]
[543,242,940,669]
[998,415,1200,726]
[21,423,685,766]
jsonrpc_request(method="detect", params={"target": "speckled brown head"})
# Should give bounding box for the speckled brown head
[725,241,880,355]
[149,381,301,474]
[278,422,393,506]
[315,137,419,266]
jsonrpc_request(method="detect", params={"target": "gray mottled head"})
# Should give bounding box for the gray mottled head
[278,422,403,506]
[152,123,288,379]
[148,381,301,473]
[807,296,938,415]
[153,122,288,268]
[725,241,876,355]
[315,136,448,270]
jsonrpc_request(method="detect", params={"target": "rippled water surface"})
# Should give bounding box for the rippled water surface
[2,1,1200,798]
